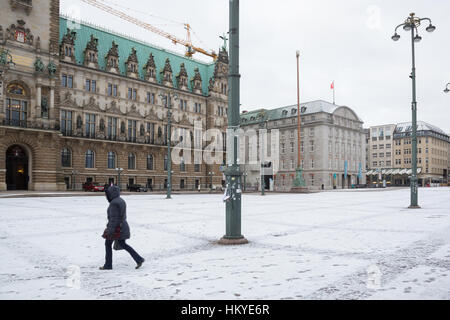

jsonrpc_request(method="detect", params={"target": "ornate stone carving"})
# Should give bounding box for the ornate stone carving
[61,91,77,107]
[139,124,145,136]
[144,53,156,82]
[60,28,76,62]
[84,35,99,68]
[106,100,120,114]
[120,121,126,134]
[127,104,142,118]
[179,113,191,126]
[105,41,119,73]
[160,58,173,86]
[125,47,138,77]
[218,47,229,65]
[47,60,56,76]
[85,34,98,52]
[145,108,159,121]
[61,28,76,45]
[82,96,100,112]
[6,20,34,45]
[190,67,202,92]
[176,63,188,89]
[34,57,44,72]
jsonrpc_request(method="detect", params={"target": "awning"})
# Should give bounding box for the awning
[366,170,373,175]
[391,169,400,175]
[406,169,412,175]
[417,168,422,174]
[399,169,408,175]
[385,169,393,175]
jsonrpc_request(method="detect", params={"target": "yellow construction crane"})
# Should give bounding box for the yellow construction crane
[81,0,217,60]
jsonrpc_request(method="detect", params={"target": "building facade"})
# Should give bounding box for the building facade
[365,121,449,186]
[240,100,366,191]
[0,0,228,191]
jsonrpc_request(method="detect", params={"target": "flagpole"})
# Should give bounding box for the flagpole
[333,80,335,105]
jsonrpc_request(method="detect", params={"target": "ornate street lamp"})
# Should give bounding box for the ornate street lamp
[219,0,248,245]
[444,83,450,93]
[391,13,435,209]
[292,50,306,189]
[160,90,178,199]
[258,111,267,196]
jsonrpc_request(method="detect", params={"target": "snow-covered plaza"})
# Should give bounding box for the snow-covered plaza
[1,187,450,300]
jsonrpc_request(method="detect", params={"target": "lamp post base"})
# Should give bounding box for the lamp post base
[290,186,310,193]
[218,236,249,245]
[408,205,421,209]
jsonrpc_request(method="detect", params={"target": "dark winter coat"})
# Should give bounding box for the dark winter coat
[105,186,130,240]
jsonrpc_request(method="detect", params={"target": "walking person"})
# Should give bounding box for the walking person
[100,185,145,270]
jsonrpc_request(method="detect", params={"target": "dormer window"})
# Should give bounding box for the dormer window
[190,68,202,93]
[176,63,188,89]
[291,108,297,115]
[105,41,119,73]
[160,58,173,87]
[144,53,156,82]
[83,34,99,68]
[60,28,76,63]
[125,47,139,78]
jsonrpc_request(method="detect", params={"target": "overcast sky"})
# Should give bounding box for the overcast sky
[61,0,450,133]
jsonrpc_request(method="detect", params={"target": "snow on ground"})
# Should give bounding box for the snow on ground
[0,187,449,300]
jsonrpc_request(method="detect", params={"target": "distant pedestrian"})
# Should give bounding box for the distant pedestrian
[100,185,145,270]
[198,184,201,192]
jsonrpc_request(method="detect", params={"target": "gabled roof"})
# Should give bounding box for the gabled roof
[59,16,216,95]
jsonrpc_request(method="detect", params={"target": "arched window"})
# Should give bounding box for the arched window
[107,151,116,169]
[85,150,95,168]
[61,148,72,168]
[128,153,136,170]
[147,154,154,170]
[6,83,28,127]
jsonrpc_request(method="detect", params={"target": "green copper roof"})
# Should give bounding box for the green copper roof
[59,16,216,95]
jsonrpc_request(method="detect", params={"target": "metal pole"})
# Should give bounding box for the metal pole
[260,118,265,196]
[409,26,419,208]
[167,94,172,199]
[219,0,247,245]
[293,51,306,188]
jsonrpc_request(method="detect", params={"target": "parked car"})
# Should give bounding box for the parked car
[82,182,105,192]
[128,184,148,192]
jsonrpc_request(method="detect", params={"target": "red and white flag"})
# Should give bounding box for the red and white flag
[330,81,334,90]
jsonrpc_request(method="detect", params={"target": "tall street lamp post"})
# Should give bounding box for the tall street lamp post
[292,50,306,189]
[444,83,450,93]
[71,170,79,190]
[208,171,215,192]
[259,111,267,196]
[115,167,123,190]
[160,90,178,199]
[219,0,247,245]
[391,13,435,209]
